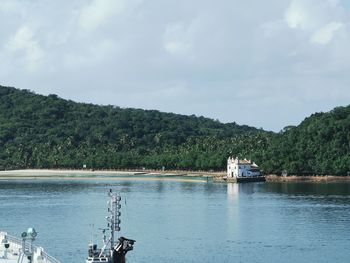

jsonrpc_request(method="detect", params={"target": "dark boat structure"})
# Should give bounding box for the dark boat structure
[86,190,135,263]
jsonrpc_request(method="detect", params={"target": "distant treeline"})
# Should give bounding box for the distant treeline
[0,85,349,175]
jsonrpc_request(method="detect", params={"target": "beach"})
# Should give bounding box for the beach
[0,169,349,182]
[0,169,213,183]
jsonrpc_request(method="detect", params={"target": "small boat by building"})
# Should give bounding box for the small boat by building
[0,228,60,263]
[222,156,266,183]
[86,189,135,263]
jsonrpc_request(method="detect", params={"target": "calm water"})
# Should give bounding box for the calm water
[0,178,350,263]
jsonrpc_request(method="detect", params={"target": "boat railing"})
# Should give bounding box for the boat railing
[40,250,61,263]
[5,233,22,244]
[0,231,61,263]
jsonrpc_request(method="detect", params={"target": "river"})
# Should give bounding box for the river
[0,178,349,262]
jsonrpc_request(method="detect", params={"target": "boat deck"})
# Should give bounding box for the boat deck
[0,231,60,263]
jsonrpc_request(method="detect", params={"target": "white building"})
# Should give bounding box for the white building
[227,156,262,178]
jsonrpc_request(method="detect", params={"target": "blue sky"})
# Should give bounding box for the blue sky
[0,0,349,131]
[342,0,350,9]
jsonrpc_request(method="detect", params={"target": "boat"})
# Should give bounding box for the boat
[1,190,134,263]
[0,228,60,263]
[86,189,135,263]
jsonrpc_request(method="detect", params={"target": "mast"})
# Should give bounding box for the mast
[92,189,135,263]
[107,189,121,250]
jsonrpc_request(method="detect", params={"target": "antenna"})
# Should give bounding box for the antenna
[89,223,95,245]
[95,189,135,261]
[107,189,121,250]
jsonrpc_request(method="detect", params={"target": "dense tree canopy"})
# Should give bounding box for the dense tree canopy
[0,85,349,175]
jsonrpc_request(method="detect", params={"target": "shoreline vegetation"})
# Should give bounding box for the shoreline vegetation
[0,86,349,176]
[0,169,349,182]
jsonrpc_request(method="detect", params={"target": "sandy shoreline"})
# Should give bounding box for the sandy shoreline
[0,169,349,182]
[0,169,143,176]
[0,168,219,176]
[0,176,208,183]
[0,169,213,182]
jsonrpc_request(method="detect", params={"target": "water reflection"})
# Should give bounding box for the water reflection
[1,180,350,263]
[118,180,133,193]
[265,181,350,196]
[226,182,264,197]
[180,181,198,192]
[155,181,164,193]
[227,183,239,198]
[202,181,218,194]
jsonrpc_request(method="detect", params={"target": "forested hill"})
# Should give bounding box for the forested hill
[0,85,264,169]
[265,106,350,175]
[0,85,349,175]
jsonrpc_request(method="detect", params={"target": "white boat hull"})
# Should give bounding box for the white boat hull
[0,231,60,263]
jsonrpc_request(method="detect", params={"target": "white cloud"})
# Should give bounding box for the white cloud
[0,0,21,12]
[63,39,118,69]
[5,25,44,71]
[285,0,344,31]
[310,21,344,44]
[163,22,193,56]
[260,20,285,38]
[285,0,309,29]
[78,0,142,31]
[0,0,349,131]
[79,0,126,31]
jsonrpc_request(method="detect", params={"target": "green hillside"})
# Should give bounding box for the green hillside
[264,106,350,175]
[0,85,264,170]
[0,85,349,175]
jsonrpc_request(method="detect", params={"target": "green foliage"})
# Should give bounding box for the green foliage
[0,85,349,175]
[264,106,350,175]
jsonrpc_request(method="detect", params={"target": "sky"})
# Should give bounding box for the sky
[0,0,350,131]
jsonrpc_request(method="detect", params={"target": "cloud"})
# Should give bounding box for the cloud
[63,39,118,69]
[0,0,21,12]
[78,0,142,31]
[260,20,286,38]
[310,21,344,44]
[5,25,44,71]
[163,22,193,55]
[0,0,349,131]
[284,0,338,30]
[284,0,350,51]
[79,0,125,31]
[285,0,309,29]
